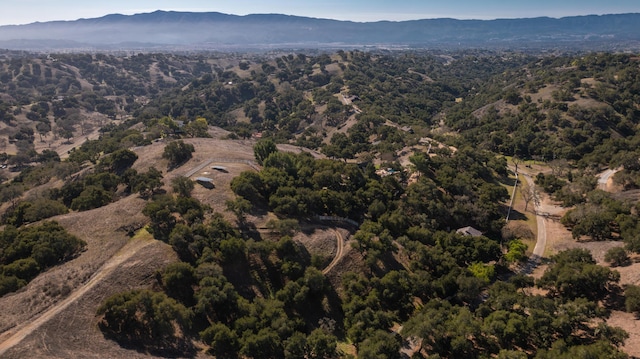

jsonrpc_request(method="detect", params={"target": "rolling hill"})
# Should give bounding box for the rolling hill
[1,48,640,358]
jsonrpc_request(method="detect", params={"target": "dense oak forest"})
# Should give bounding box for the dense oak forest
[1,49,640,358]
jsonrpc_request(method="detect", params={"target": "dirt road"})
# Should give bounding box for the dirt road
[323,229,345,275]
[597,167,620,191]
[54,128,103,160]
[0,236,154,356]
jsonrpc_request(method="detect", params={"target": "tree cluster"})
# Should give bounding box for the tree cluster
[0,221,85,296]
[105,186,341,358]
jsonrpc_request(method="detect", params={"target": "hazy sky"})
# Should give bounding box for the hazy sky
[1,0,639,25]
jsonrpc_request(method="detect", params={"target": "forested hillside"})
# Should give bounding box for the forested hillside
[1,49,640,358]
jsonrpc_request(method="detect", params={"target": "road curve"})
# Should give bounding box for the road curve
[323,229,345,275]
[0,237,154,356]
[597,168,620,191]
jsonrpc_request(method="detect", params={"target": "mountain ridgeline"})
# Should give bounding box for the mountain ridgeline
[0,11,639,50]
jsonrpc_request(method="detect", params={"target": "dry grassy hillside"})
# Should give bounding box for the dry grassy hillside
[0,134,359,358]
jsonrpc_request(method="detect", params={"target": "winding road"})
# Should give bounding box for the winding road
[506,165,548,275]
[516,167,620,274]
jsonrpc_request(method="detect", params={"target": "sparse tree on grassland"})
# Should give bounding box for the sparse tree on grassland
[162,140,195,169]
[97,289,192,351]
[226,197,252,224]
[171,176,194,197]
[184,117,210,138]
[519,180,540,212]
[605,247,629,267]
[512,156,522,174]
[0,184,23,209]
[133,167,164,198]
[625,284,640,314]
[549,159,569,176]
[266,218,299,236]
[254,138,278,165]
[36,121,51,142]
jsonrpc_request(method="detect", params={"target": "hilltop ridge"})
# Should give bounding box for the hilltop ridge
[0,11,639,50]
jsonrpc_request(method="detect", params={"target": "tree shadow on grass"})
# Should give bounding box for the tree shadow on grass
[603,285,626,311]
[101,330,197,358]
[506,208,528,221]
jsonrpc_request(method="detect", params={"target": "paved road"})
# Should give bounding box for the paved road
[517,167,615,274]
[519,173,546,274]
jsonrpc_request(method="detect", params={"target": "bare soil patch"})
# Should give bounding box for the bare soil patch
[0,139,273,357]
[0,195,148,335]
[609,310,640,358]
[323,243,362,296]
[0,238,181,359]
[295,227,338,266]
[277,143,324,158]
[0,192,183,358]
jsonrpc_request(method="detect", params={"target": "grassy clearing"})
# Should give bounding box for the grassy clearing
[338,342,357,357]
[513,174,539,253]
[501,172,538,254]
[132,227,154,242]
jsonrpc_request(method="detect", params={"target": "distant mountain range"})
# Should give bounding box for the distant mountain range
[0,10,639,51]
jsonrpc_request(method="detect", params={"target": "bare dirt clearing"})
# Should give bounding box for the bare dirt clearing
[321,229,347,275]
[0,231,158,357]
[0,237,180,359]
[0,137,350,357]
[0,194,181,358]
[0,195,148,334]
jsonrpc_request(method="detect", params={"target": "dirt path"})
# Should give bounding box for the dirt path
[0,236,154,356]
[323,229,345,275]
[54,128,103,160]
[598,167,621,191]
